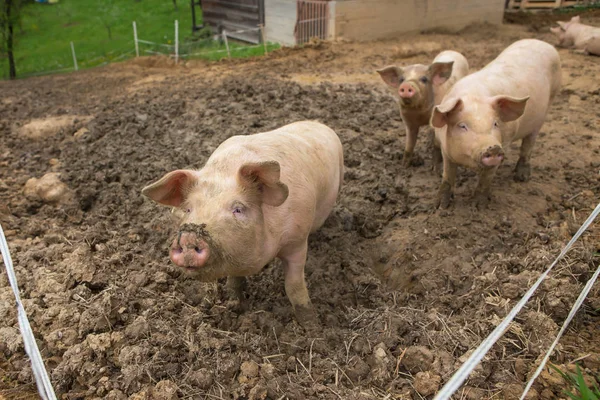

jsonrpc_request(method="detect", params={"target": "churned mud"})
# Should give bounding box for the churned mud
[1,11,599,400]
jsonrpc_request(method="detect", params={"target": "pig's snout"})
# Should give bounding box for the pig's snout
[480,145,505,167]
[398,82,416,99]
[170,232,210,269]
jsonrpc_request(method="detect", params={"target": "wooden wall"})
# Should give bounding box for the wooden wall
[333,0,505,41]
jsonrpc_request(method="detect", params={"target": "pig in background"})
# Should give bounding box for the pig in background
[376,50,469,169]
[431,39,561,209]
[550,15,600,56]
[142,121,344,327]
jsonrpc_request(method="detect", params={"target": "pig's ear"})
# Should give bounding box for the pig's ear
[429,61,454,86]
[376,66,404,88]
[492,95,529,122]
[550,26,563,34]
[571,15,580,23]
[431,97,463,128]
[142,170,198,207]
[238,161,289,207]
[557,21,568,30]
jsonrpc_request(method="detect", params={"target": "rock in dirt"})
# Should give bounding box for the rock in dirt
[413,371,441,396]
[74,127,90,139]
[23,173,73,204]
[0,327,23,354]
[503,383,538,400]
[151,380,179,400]
[189,368,213,390]
[238,360,260,384]
[17,115,91,139]
[248,383,268,400]
[402,346,434,374]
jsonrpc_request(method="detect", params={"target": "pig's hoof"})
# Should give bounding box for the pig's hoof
[436,182,453,209]
[402,151,413,168]
[514,160,531,182]
[294,305,320,331]
[473,192,491,209]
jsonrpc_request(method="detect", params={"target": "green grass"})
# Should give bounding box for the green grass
[2,0,279,79]
[550,364,600,400]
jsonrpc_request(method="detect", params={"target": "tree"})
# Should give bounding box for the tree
[0,0,25,79]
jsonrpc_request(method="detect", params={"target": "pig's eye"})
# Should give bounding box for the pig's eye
[458,123,468,131]
[420,76,428,84]
[398,77,405,84]
[185,208,191,214]
[493,121,499,129]
[232,203,246,217]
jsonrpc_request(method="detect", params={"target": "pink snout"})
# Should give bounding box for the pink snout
[480,145,505,167]
[170,232,210,269]
[398,82,416,99]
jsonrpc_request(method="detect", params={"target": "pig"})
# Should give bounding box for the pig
[431,39,561,209]
[583,35,600,56]
[376,50,469,168]
[141,121,344,326]
[550,15,600,54]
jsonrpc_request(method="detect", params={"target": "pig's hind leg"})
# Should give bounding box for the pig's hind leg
[279,241,319,327]
[514,130,539,182]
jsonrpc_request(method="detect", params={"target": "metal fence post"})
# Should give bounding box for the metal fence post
[133,21,139,57]
[175,20,179,64]
[222,30,231,59]
[70,42,78,71]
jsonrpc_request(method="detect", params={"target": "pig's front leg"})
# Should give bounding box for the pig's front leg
[514,130,538,182]
[403,122,420,168]
[279,241,318,327]
[473,167,498,209]
[430,129,443,175]
[226,276,247,302]
[436,155,457,209]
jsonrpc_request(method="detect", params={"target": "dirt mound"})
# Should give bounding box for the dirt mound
[1,11,599,400]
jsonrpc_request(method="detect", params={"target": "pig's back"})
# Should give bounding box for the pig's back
[450,39,561,105]
[433,50,469,106]
[210,121,343,226]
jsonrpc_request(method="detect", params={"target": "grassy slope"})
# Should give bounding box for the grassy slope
[4,0,202,78]
[3,0,280,79]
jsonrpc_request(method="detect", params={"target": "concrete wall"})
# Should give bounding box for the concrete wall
[333,0,505,41]
[264,0,297,45]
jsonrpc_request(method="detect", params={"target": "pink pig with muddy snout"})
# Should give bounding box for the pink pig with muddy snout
[431,39,561,209]
[142,121,344,326]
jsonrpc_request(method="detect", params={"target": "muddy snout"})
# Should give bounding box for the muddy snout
[398,82,419,105]
[480,145,505,167]
[170,231,210,269]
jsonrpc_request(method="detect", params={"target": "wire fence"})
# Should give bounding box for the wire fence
[2,20,275,80]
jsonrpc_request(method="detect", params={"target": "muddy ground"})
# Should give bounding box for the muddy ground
[1,11,600,400]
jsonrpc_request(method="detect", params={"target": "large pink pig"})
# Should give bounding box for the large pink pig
[142,121,344,326]
[431,39,561,208]
[377,50,469,168]
[550,15,600,55]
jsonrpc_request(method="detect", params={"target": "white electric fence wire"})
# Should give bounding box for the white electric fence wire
[520,261,600,399]
[0,224,57,400]
[434,202,600,400]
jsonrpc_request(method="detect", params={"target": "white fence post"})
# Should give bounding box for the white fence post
[259,24,268,55]
[133,21,139,57]
[70,42,78,71]
[175,20,179,64]
[222,30,231,59]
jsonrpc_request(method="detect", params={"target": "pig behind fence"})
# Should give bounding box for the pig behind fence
[431,39,562,209]
[376,50,469,168]
[142,121,344,327]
